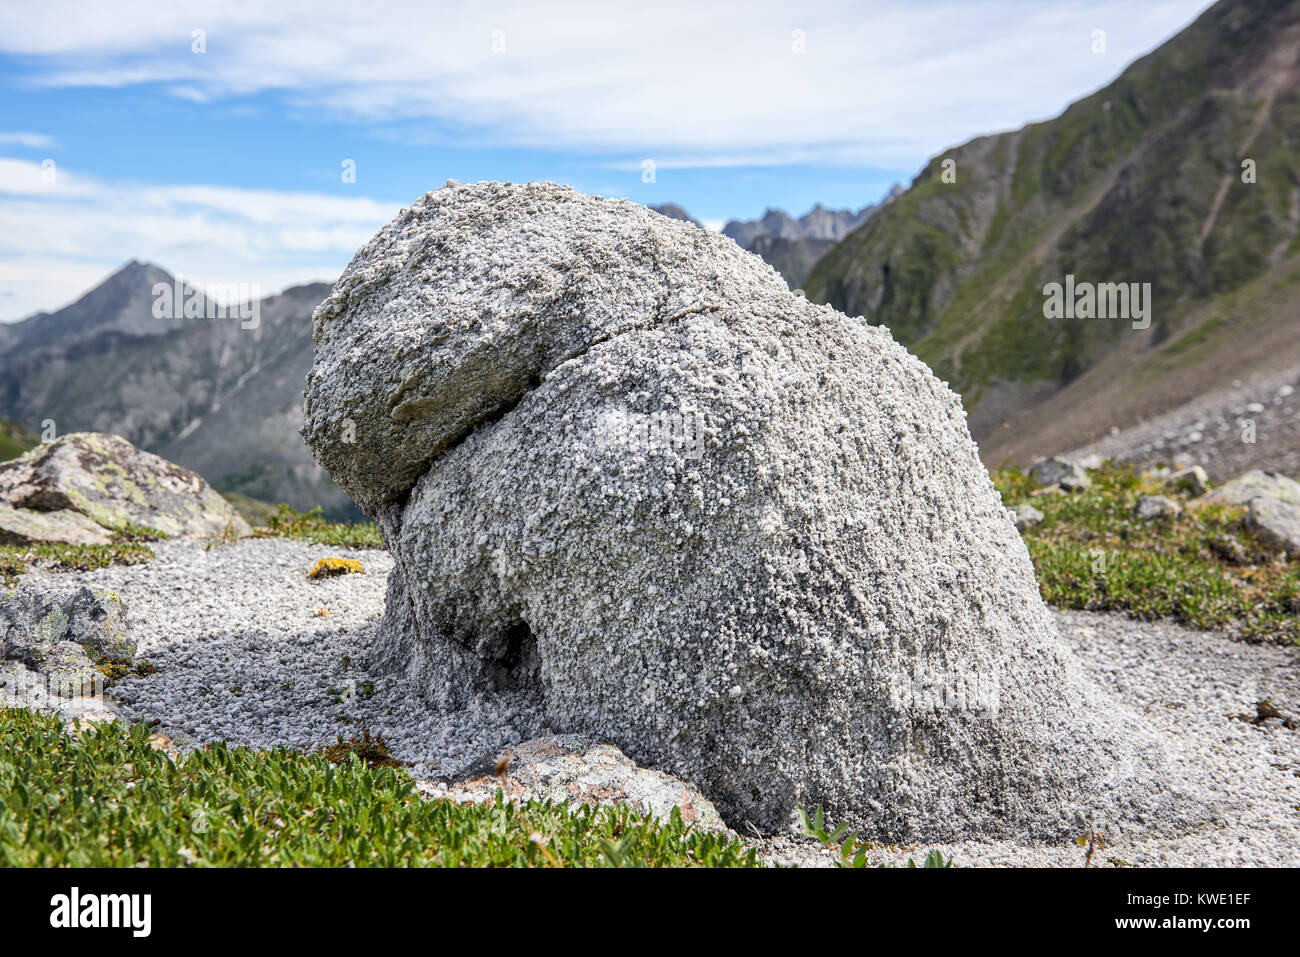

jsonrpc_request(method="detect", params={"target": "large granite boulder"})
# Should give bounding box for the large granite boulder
[303,181,1198,841]
[0,433,250,541]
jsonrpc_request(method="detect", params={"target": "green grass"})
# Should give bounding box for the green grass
[994,461,1300,644]
[797,805,953,868]
[0,709,759,867]
[0,541,154,588]
[252,504,383,549]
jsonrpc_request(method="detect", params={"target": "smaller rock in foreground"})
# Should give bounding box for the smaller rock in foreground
[1,585,135,672]
[1029,456,1091,491]
[1134,495,1182,521]
[422,735,726,831]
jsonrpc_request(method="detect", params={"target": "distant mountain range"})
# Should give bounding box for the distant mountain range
[803,0,1300,467]
[0,262,358,519]
[0,186,892,518]
[653,188,902,288]
[721,197,898,247]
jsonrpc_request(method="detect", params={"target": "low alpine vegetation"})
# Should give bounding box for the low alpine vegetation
[254,504,383,549]
[0,708,758,868]
[994,461,1300,644]
[0,541,154,588]
[797,805,953,868]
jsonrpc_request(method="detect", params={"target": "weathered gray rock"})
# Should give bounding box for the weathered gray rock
[1166,466,1208,498]
[1028,457,1090,491]
[1201,470,1300,508]
[1246,498,1300,556]
[0,503,111,546]
[0,659,118,722]
[1134,495,1182,521]
[17,641,102,697]
[421,735,726,830]
[0,586,133,701]
[1009,503,1044,530]
[304,181,1200,842]
[0,432,251,540]
[1,585,135,668]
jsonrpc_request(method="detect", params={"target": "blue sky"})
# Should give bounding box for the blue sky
[0,0,1213,320]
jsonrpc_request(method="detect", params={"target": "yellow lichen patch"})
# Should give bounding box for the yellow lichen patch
[308,557,364,579]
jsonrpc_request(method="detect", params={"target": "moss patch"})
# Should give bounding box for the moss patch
[317,729,406,770]
[308,557,365,579]
[255,504,382,549]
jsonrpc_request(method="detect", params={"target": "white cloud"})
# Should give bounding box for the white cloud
[0,0,1214,168]
[0,132,57,149]
[0,1,1217,318]
[0,157,97,197]
[0,157,399,320]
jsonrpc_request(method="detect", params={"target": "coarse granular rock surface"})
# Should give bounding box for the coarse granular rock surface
[302,181,1206,841]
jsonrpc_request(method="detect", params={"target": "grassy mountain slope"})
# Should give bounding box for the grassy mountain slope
[0,420,38,462]
[804,0,1300,463]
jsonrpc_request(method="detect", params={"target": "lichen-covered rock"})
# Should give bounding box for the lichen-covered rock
[0,503,111,546]
[0,586,133,701]
[0,586,135,667]
[0,432,250,540]
[304,181,1201,842]
[422,735,726,831]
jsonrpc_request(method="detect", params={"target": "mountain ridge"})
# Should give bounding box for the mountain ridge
[803,0,1300,466]
[0,262,357,519]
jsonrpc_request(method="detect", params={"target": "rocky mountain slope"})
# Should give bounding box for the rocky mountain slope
[804,0,1300,468]
[0,262,357,519]
[720,193,900,288]
[646,198,898,289]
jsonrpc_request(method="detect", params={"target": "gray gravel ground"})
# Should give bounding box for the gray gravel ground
[16,538,1300,866]
[18,538,545,780]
